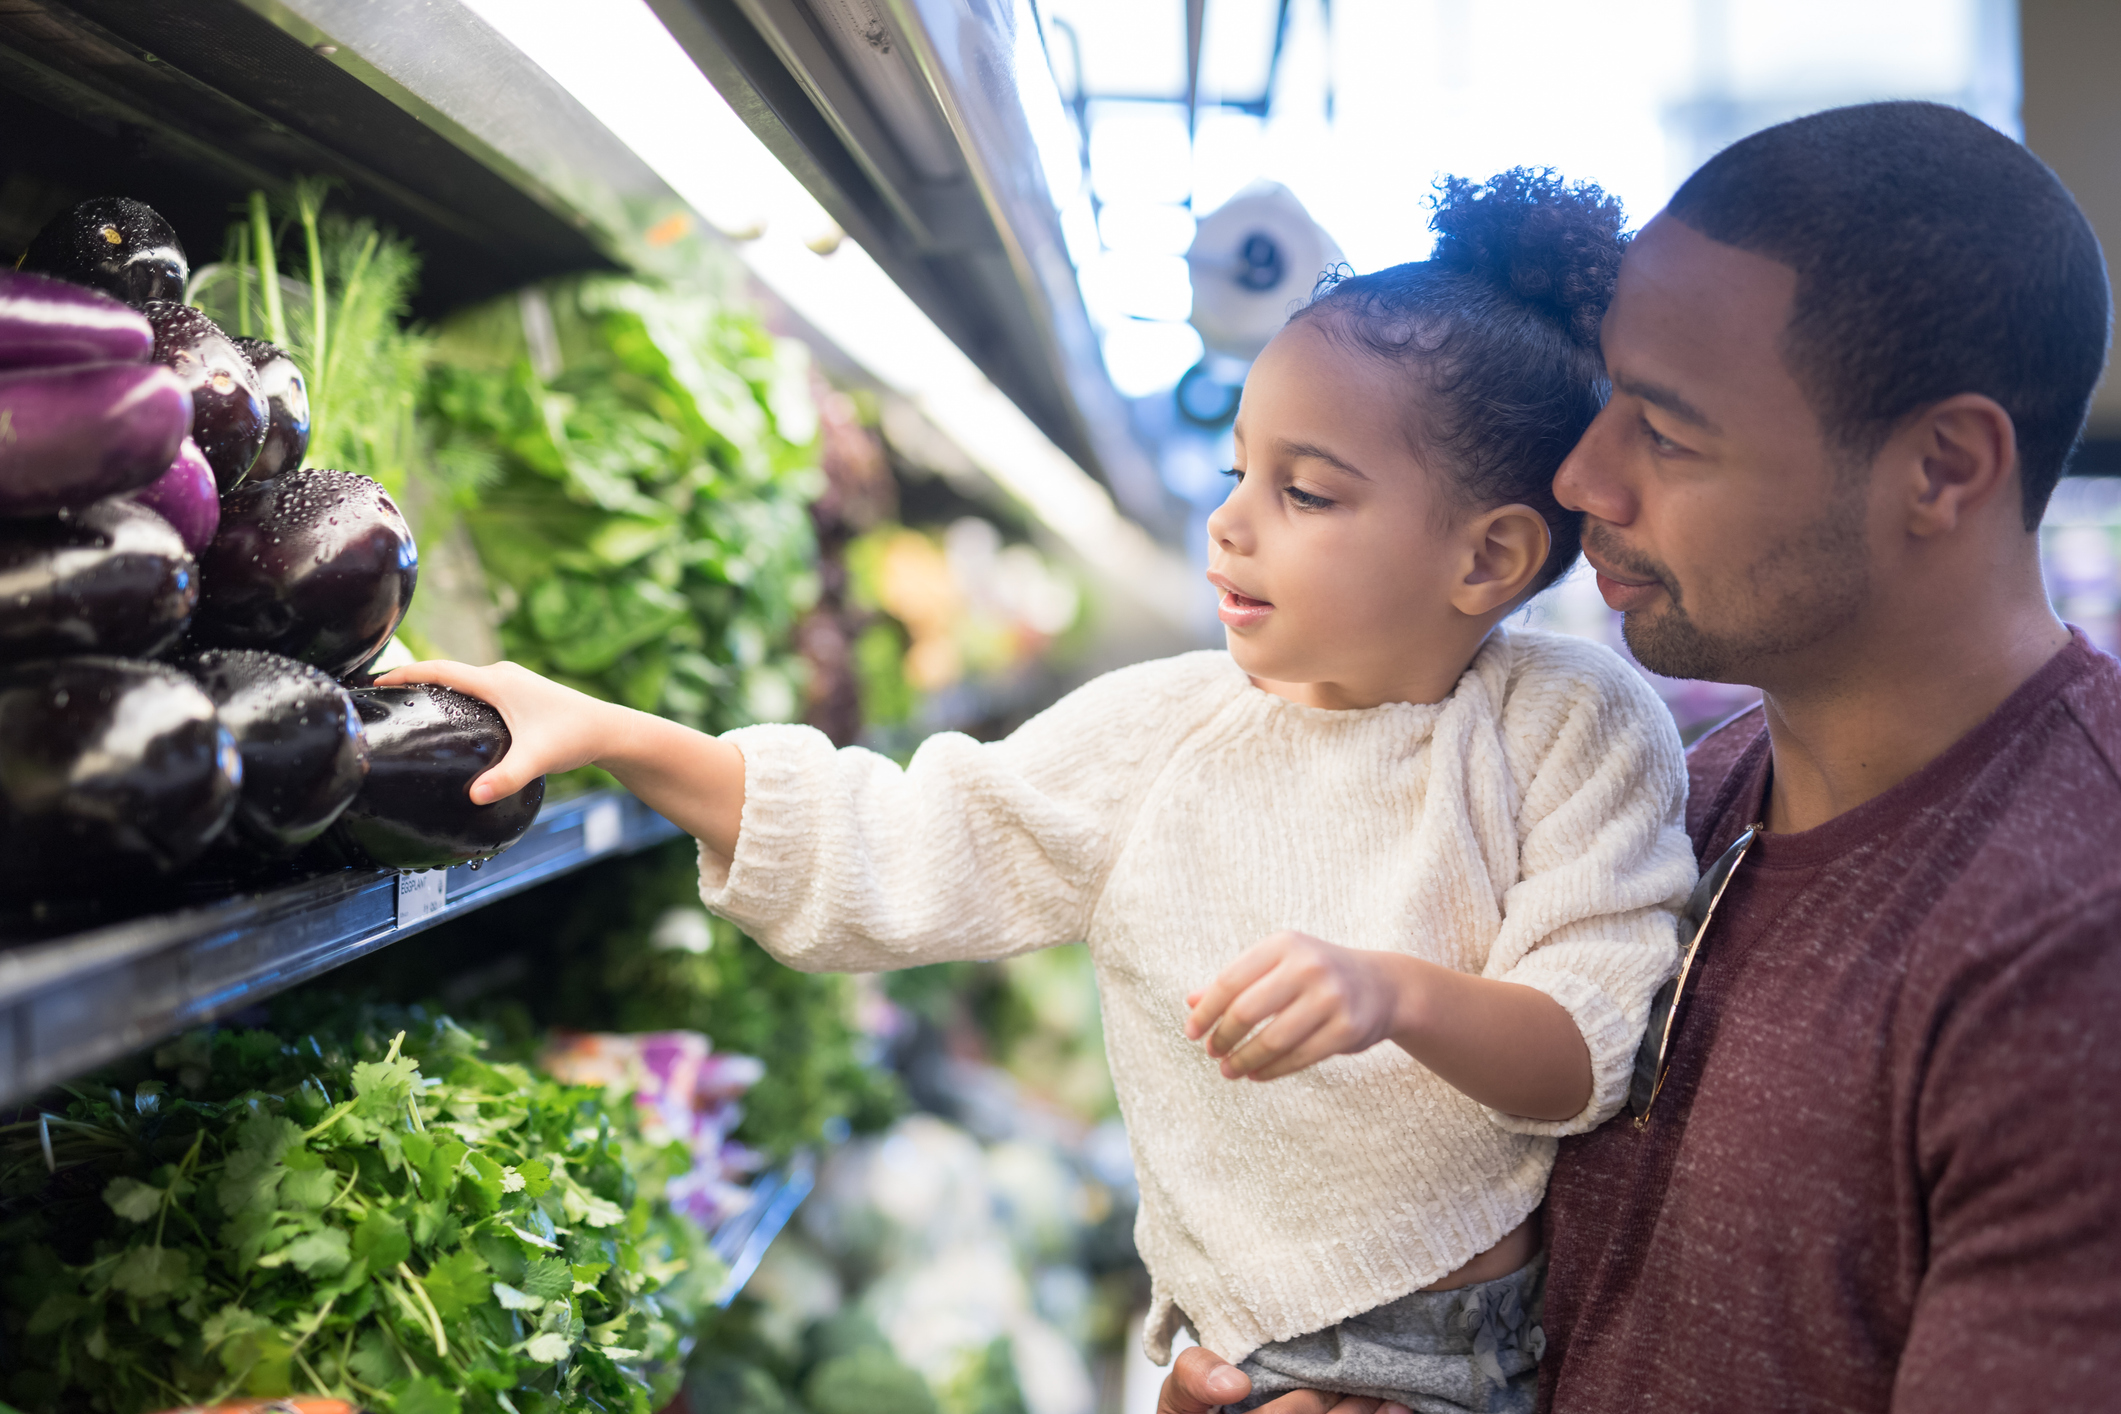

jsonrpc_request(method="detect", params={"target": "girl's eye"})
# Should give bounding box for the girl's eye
[1285,486,1334,510]
[1220,466,1243,481]
[1640,416,1682,455]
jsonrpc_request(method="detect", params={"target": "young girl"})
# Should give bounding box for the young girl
[383,171,1693,1413]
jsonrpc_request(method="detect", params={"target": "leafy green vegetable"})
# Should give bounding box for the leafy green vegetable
[424,277,821,736]
[0,1015,717,1414]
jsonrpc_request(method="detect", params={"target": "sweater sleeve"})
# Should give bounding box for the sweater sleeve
[698,655,1217,973]
[1482,634,1697,1137]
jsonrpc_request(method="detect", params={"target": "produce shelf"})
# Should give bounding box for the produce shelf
[714,1154,816,1306]
[0,789,683,1109]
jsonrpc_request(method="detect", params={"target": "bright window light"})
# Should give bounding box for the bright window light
[1098,202,1198,256]
[1082,250,1193,323]
[1101,320,1204,398]
[1087,102,1194,204]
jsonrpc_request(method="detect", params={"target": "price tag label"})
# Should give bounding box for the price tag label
[583,798,624,858]
[396,870,448,926]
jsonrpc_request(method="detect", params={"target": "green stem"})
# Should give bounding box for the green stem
[302,1098,358,1140]
[299,185,330,452]
[323,229,377,396]
[399,1261,449,1357]
[235,224,252,338]
[249,191,288,349]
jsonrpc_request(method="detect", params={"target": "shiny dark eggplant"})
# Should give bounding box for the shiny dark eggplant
[229,337,310,482]
[329,684,543,870]
[0,656,241,887]
[0,498,198,664]
[20,197,189,307]
[142,301,266,490]
[0,269,155,370]
[0,361,192,517]
[182,648,369,854]
[189,469,419,679]
[130,437,219,553]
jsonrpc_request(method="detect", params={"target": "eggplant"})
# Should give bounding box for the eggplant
[229,337,310,482]
[19,197,189,308]
[189,469,418,679]
[142,301,266,490]
[0,269,155,370]
[0,498,198,664]
[329,684,543,870]
[0,656,240,887]
[0,361,193,517]
[129,437,219,553]
[181,648,369,854]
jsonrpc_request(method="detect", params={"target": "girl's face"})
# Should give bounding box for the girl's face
[1206,322,1550,709]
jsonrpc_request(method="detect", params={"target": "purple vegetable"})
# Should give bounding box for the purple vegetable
[0,361,192,517]
[229,337,310,482]
[188,469,419,678]
[329,684,543,869]
[0,269,155,370]
[0,498,199,664]
[19,197,189,308]
[129,437,219,553]
[142,301,266,490]
[181,648,369,854]
[0,655,240,887]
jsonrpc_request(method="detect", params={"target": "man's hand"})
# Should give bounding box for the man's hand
[1156,1347,1410,1414]
[1184,932,1400,1081]
[373,660,614,804]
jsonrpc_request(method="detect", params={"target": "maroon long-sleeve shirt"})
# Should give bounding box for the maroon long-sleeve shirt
[1539,632,2121,1412]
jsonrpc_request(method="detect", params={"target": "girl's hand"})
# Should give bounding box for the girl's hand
[1183,931,1406,1081]
[372,660,617,804]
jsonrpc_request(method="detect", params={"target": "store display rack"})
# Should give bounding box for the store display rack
[0,790,683,1110]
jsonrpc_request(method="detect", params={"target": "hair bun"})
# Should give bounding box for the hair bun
[1429,168,1627,347]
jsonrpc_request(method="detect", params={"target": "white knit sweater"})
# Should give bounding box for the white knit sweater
[700,627,1694,1365]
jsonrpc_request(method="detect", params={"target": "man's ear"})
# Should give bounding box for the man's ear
[1895,394,2018,539]
[1453,504,1550,616]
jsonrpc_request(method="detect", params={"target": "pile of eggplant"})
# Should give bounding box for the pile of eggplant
[0,197,543,897]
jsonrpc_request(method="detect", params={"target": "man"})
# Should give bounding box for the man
[1160,101,2121,1413]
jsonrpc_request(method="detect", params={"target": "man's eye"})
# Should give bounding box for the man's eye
[1640,417,1681,454]
[1285,486,1334,510]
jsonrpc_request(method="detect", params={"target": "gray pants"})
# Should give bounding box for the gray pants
[1227,1253,1547,1413]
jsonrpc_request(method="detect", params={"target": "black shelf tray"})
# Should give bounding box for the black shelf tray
[0,789,683,1108]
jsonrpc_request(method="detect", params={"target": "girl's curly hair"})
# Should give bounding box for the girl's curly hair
[1293,168,1628,593]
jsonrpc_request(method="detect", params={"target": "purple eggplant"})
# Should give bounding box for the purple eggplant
[329,684,543,870]
[0,498,198,664]
[129,437,219,553]
[142,301,266,490]
[188,469,419,678]
[229,337,310,482]
[0,361,192,517]
[20,198,189,308]
[181,648,369,854]
[0,269,155,370]
[0,656,240,887]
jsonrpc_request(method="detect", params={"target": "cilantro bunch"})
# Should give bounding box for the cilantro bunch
[0,1017,718,1414]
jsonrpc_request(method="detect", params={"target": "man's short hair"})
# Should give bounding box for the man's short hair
[1667,101,2111,528]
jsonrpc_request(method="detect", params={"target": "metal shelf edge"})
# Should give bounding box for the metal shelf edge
[0,790,684,1108]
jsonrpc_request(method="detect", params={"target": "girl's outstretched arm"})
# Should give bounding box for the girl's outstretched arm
[1184,931,1594,1121]
[372,660,747,861]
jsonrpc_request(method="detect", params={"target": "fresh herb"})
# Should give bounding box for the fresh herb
[195,180,443,504]
[0,1014,716,1414]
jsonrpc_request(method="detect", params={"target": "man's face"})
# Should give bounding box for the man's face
[1554,215,1871,685]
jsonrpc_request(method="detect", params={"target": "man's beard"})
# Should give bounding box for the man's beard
[1585,505,1870,685]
